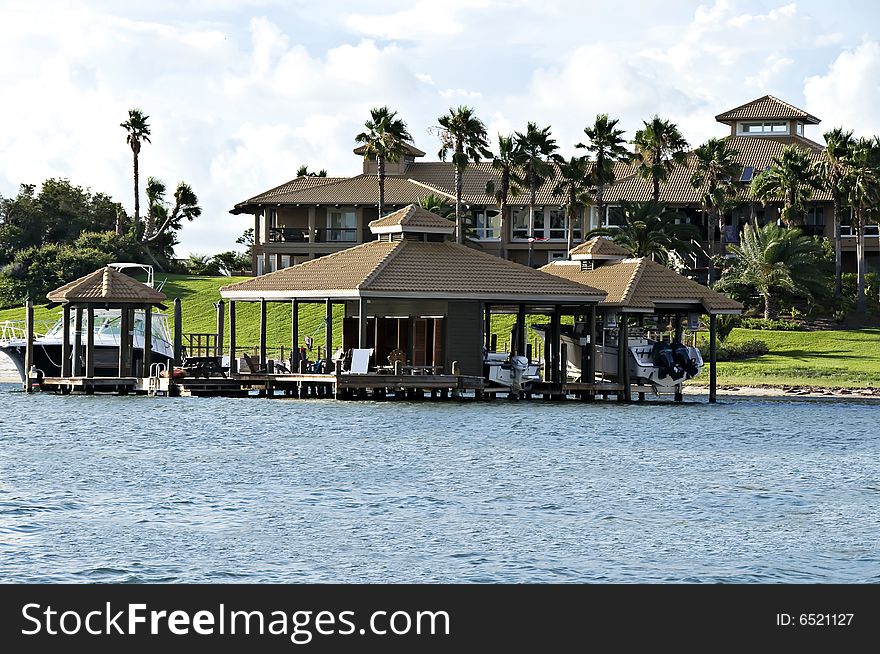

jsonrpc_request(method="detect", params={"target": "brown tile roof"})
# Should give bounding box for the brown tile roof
[716,95,820,125]
[221,239,605,302]
[235,176,345,207]
[353,142,426,157]
[47,266,167,305]
[368,204,455,232]
[541,258,742,313]
[603,134,831,204]
[238,175,440,207]
[569,236,630,258]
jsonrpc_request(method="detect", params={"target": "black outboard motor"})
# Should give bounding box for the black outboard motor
[651,342,677,379]
[672,343,699,378]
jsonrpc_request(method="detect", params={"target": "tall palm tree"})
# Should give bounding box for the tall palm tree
[514,122,562,266]
[813,127,854,298]
[691,137,740,281]
[355,106,413,218]
[717,222,829,319]
[844,137,880,313]
[587,200,699,266]
[631,115,688,202]
[120,108,151,237]
[576,114,629,229]
[750,145,817,227]
[552,156,591,255]
[485,134,526,260]
[437,106,491,243]
[296,165,328,177]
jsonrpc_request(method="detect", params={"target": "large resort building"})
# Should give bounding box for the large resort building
[231,95,877,276]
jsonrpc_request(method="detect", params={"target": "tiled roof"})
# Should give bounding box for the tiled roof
[237,176,345,206]
[569,236,630,258]
[241,175,444,206]
[221,239,605,302]
[541,258,743,313]
[353,142,426,157]
[716,95,820,125]
[47,266,167,304]
[368,204,455,232]
[603,134,831,204]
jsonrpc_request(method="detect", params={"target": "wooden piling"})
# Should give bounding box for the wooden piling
[143,307,152,374]
[709,313,717,404]
[24,299,34,392]
[229,301,237,374]
[61,305,72,377]
[85,306,95,379]
[216,300,225,355]
[259,298,267,366]
[73,307,83,376]
[173,298,183,366]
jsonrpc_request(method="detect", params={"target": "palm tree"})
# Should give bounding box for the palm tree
[120,108,151,237]
[485,134,526,260]
[750,145,817,227]
[296,165,328,177]
[588,200,699,265]
[437,106,491,244]
[514,122,562,266]
[690,137,740,281]
[844,137,880,313]
[144,181,201,243]
[419,193,454,218]
[355,106,414,218]
[576,114,629,229]
[717,222,829,319]
[552,156,591,255]
[813,128,854,298]
[144,176,166,240]
[631,115,689,202]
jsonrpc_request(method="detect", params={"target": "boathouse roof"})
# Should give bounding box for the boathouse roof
[368,204,456,234]
[568,236,630,260]
[46,266,167,306]
[541,257,742,314]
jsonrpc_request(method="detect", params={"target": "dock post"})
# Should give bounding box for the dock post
[550,305,561,384]
[173,298,183,366]
[73,307,83,376]
[325,298,333,360]
[291,299,299,362]
[709,313,717,404]
[484,303,491,352]
[259,298,267,365]
[358,297,368,349]
[560,342,567,393]
[216,300,225,356]
[586,305,596,395]
[143,306,152,374]
[228,301,237,375]
[516,304,526,359]
[85,306,95,379]
[674,312,683,344]
[618,313,631,402]
[61,305,72,377]
[24,299,34,392]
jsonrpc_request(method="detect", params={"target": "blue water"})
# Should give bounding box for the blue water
[1,383,878,583]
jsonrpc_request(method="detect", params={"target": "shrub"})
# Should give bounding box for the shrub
[698,338,769,362]
[738,317,804,331]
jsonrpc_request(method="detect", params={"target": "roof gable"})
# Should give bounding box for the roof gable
[368,204,455,234]
[47,266,167,305]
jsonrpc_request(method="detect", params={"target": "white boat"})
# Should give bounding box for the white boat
[484,351,541,391]
[0,264,174,382]
[531,323,703,391]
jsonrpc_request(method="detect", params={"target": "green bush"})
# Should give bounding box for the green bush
[738,317,804,331]
[698,338,769,362]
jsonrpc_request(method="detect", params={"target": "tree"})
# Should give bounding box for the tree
[514,122,562,266]
[418,193,454,218]
[690,137,740,281]
[296,165,328,177]
[750,145,817,227]
[485,134,526,260]
[120,109,151,236]
[587,200,698,266]
[577,114,629,229]
[552,156,591,255]
[355,106,413,218]
[437,106,491,244]
[717,222,829,319]
[844,137,880,313]
[813,127,855,298]
[631,115,689,202]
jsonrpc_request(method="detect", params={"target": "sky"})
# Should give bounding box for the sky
[1,0,879,257]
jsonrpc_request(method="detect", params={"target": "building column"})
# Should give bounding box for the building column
[308,207,316,244]
[516,303,526,358]
[259,298,268,365]
[85,307,95,378]
[358,297,368,348]
[586,305,596,384]
[173,298,183,367]
[483,303,491,352]
[143,307,152,374]
[215,300,225,356]
[291,299,299,358]
[324,298,333,360]
[618,313,631,402]
[709,314,718,404]
[550,305,561,384]
[73,307,83,376]
[61,305,72,377]
[228,301,237,375]
[357,207,365,243]
[117,308,128,377]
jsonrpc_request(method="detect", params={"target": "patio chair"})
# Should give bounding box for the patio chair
[241,352,268,374]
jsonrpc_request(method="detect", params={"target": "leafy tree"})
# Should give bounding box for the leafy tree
[552,156,591,255]
[355,106,414,218]
[418,193,454,218]
[184,253,222,276]
[296,165,328,177]
[844,137,880,313]
[813,128,855,298]
[577,114,629,229]
[0,243,111,307]
[485,134,526,259]
[750,144,817,227]
[211,251,251,276]
[717,222,830,319]
[631,116,689,202]
[514,122,562,266]
[437,106,491,244]
[120,108,151,235]
[236,228,254,254]
[588,200,698,265]
[691,137,740,281]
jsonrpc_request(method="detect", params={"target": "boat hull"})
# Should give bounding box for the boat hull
[0,343,173,383]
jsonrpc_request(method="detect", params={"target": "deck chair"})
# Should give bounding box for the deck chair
[348,348,373,374]
[241,352,268,374]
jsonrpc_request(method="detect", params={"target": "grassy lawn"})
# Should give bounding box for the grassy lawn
[3,274,880,387]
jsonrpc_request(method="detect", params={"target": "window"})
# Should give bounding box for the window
[328,209,357,242]
[510,207,581,240]
[806,207,824,227]
[738,121,789,135]
[796,123,804,136]
[470,208,501,240]
[280,255,291,268]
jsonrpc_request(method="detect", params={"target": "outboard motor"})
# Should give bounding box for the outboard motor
[672,343,699,378]
[651,342,677,379]
[510,355,529,390]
